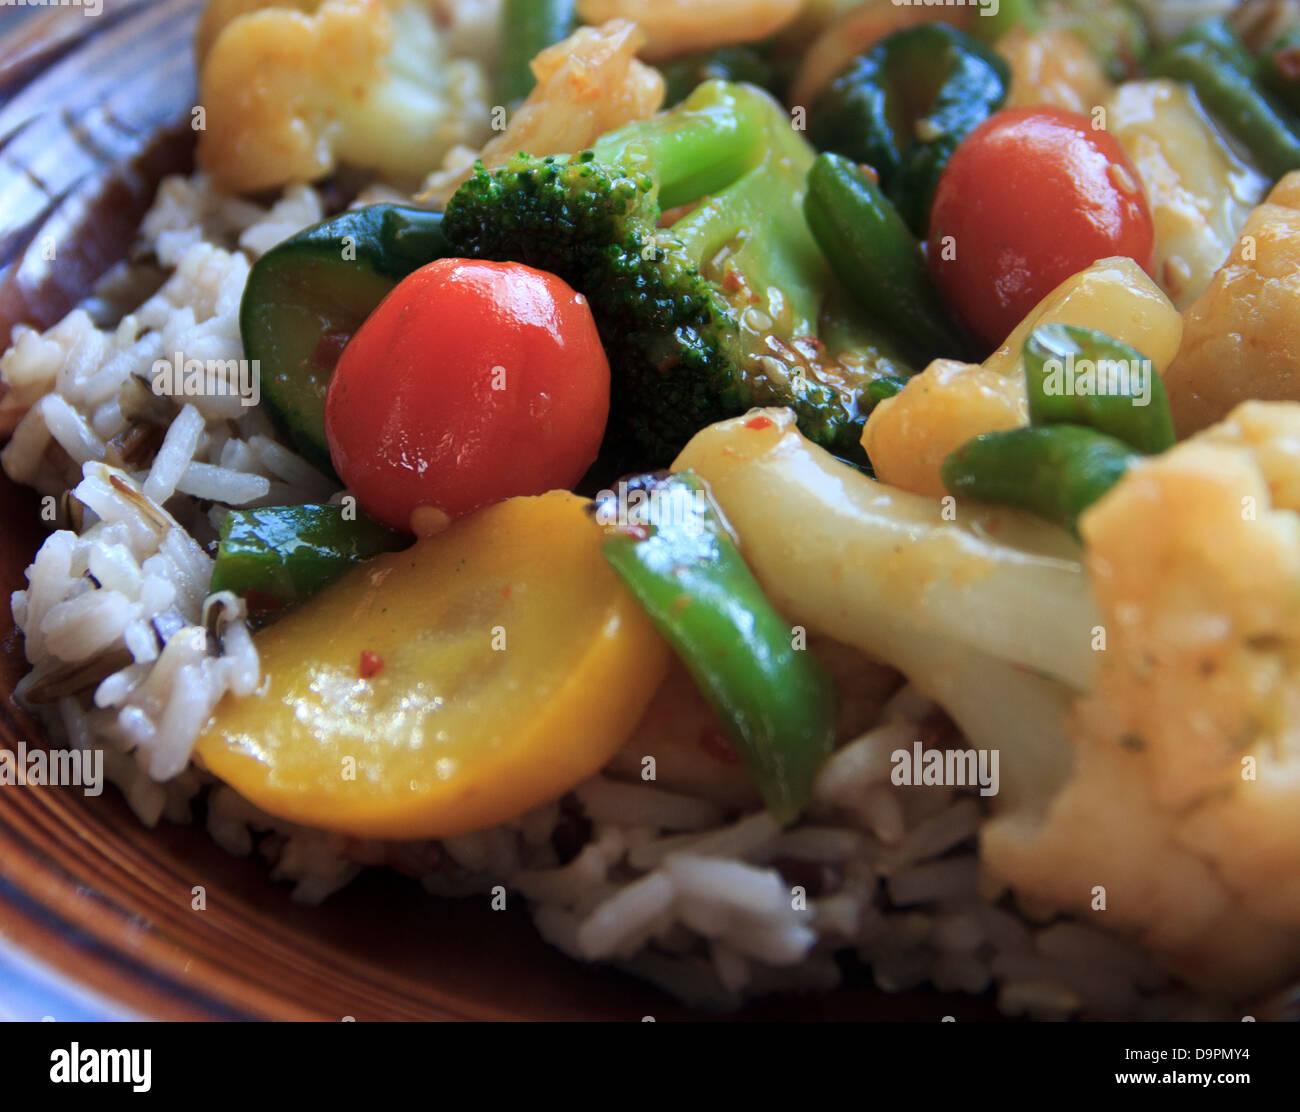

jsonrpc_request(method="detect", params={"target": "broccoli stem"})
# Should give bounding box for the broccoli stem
[673,164,826,342]
[592,93,767,211]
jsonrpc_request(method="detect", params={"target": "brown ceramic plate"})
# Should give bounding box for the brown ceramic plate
[0,0,998,1022]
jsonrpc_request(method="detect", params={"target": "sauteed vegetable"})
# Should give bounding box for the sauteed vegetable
[12,0,1300,1019]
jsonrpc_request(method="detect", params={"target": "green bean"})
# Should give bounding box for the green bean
[808,24,1010,235]
[1167,18,1258,75]
[1150,20,1300,180]
[497,0,577,108]
[805,152,968,364]
[942,425,1138,538]
[1023,324,1175,455]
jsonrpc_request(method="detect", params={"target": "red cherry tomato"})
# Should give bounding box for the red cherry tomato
[928,107,1156,352]
[325,258,610,530]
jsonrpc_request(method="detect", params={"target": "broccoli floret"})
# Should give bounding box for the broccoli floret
[441,80,910,466]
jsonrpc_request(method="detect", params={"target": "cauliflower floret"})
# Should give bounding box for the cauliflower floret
[197,0,308,61]
[863,257,1182,497]
[984,401,1300,997]
[421,19,664,205]
[195,0,495,194]
[1164,173,1300,437]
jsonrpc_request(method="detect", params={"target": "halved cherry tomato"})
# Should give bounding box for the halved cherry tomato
[325,258,610,530]
[928,107,1156,352]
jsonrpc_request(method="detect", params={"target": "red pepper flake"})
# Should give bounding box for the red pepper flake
[858,163,880,185]
[699,725,742,766]
[359,650,384,679]
[501,584,513,600]
[745,415,774,430]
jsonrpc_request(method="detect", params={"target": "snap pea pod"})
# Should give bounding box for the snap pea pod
[241,205,451,471]
[1150,20,1300,180]
[1023,324,1175,455]
[805,152,969,364]
[210,504,406,618]
[597,472,837,824]
[808,24,1010,235]
[942,425,1138,538]
[496,0,577,108]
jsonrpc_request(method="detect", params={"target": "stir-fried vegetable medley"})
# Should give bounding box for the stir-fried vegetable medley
[186,0,1300,998]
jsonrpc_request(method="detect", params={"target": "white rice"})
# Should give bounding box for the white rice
[0,162,1244,1019]
[5,176,332,787]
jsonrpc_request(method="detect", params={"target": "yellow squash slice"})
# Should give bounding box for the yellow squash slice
[196,492,670,839]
